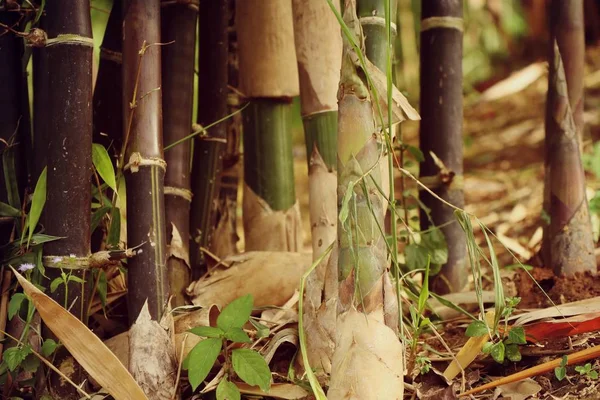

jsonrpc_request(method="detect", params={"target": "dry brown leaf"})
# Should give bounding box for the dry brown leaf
[129,302,177,400]
[328,309,404,400]
[186,251,312,309]
[236,382,309,399]
[480,62,545,102]
[493,378,542,400]
[168,222,190,267]
[11,267,148,400]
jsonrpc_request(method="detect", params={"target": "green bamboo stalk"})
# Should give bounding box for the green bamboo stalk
[43,0,93,397]
[419,0,466,294]
[122,0,169,322]
[237,0,301,252]
[161,0,197,306]
[93,0,122,161]
[357,0,397,71]
[542,0,595,275]
[189,0,228,277]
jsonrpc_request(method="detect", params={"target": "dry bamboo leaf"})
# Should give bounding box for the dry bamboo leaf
[11,268,148,400]
[480,62,545,102]
[236,382,309,399]
[328,309,404,400]
[168,222,190,267]
[262,328,298,365]
[511,296,600,326]
[493,378,542,400]
[129,302,177,400]
[260,290,299,326]
[243,184,304,252]
[187,251,312,309]
[443,311,496,381]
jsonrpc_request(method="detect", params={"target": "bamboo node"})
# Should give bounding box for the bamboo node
[358,16,397,35]
[164,186,193,202]
[421,17,464,33]
[124,152,167,173]
[100,47,122,64]
[44,33,94,48]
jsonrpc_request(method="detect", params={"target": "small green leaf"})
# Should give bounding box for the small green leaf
[107,207,121,247]
[406,145,424,162]
[189,326,224,338]
[338,182,355,225]
[224,328,251,343]
[405,243,429,271]
[0,202,20,217]
[575,365,586,374]
[490,342,505,363]
[465,320,488,337]
[555,365,567,381]
[50,277,63,293]
[92,144,117,193]
[184,337,222,391]
[8,293,26,320]
[41,339,58,357]
[482,342,493,354]
[507,327,526,345]
[232,348,271,392]
[67,275,85,284]
[417,256,430,314]
[216,378,241,400]
[3,346,31,371]
[91,206,111,233]
[249,319,270,339]
[217,294,253,332]
[26,167,47,247]
[505,343,521,362]
[21,353,40,372]
[30,234,63,245]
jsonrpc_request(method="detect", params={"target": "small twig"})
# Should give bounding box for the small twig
[171,333,188,400]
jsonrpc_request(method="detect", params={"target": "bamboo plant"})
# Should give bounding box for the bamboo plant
[161,0,197,305]
[236,0,302,252]
[328,1,419,399]
[292,0,342,374]
[42,0,94,397]
[122,0,169,322]
[542,0,595,275]
[190,0,228,277]
[32,16,48,183]
[418,0,466,294]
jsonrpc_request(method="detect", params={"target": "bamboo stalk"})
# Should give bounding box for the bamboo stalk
[43,0,94,397]
[419,0,466,294]
[292,0,342,374]
[122,0,169,322]
[161,0,197,306]
[189,0,228,278]
[541,0,595,275]
[32,16,48,184]
[237,0,302,252]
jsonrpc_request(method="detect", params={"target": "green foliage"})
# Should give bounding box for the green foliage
[555,355,568,381]
[465,320,488,337]
[184,294,271,394]
[8,293,26,321]
[23,167,47,248]
[405,228,448,274]
[575,363,598,380]
[92,144,117,193]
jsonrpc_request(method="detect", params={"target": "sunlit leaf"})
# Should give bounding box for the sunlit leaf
[217,294,253,332]
[231,348,271,392]
[92,143,117,193]
[216,378,241,400]
[26,167,47,247]
[189,326,224,338]
[184,337,222,390]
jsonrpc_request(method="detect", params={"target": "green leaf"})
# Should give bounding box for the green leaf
[249,319,270,339]
[92,144,117,193]
[8,293,26,320]
[575,365,586,374]
[107,207,121,247]
[405,243,428,271]
[217,294,253,332]
[224,328,251,343]
[417,256,430,314]
[26,167,47,247]
[490,341,505,363]
[482,342,493,354]
[29,234,63,245]
[3,346,31,371]
[97,270,108,308]
[588,370,598,380]
[91,206,111,233]
[465,320,488,337]
[67,275,85,284]
[189,326,224,339]
[506,327,526,345]
[406,145,424,162]
[338,182,354,225]
[421,229,448,265]
[232,348,271,392]
[0,202,20,217]
[184,337,222,391]
[555,365,567,381]
[41,339,58,357]
[216,378,241,400]
[505,344,521,362]
[21,353,40,373]
[50,277,63,293]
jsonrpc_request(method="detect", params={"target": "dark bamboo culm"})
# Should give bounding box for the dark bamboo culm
[542,0,595,275]
[419,0,466,294]
[93,0,123,161]
[161,0,197,305]
[190,0,228,278]
[0,9,28,243]
[42,1,94,397]
[122,0,169,322]
[32,15,48,184]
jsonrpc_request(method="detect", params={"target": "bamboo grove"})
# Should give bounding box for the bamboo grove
[0,0,597,399]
